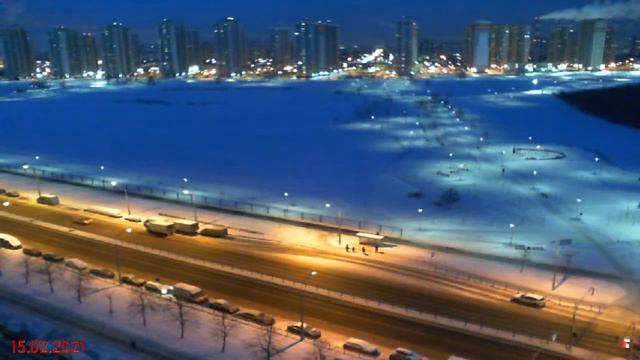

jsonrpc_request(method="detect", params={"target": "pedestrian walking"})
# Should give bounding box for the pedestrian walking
[362,246,366,254]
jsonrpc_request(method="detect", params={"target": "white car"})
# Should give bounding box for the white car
[209,299,239,314]
[390,347,424,360]
[343,338,379,356]
[144,281,173,295]
[65,258,88,271]
[511,293,546,308]
[0,233,22,250]
[286,322,321,339]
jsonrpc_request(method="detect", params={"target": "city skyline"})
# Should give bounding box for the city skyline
[2,0,640,50]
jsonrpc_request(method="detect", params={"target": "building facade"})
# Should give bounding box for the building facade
[214,17,246,77]
[101,23,135,78]
[577,19,608,69]
[49,26,82,77]
[395,20,419,75]
[79,33,98,73]
[464,21,493,71]
[270,27,292,69]
[159,19,187,76]
[0,26,33,79]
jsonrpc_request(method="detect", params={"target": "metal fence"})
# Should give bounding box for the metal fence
[0,163,403,238]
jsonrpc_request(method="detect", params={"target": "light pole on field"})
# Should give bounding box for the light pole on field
[571,286,595,338]
[22,164,42,197]
[299,271,317,340]
[183,189,197,222]
[509,223,515,245]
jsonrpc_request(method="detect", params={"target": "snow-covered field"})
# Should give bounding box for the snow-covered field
[1,72,640,278]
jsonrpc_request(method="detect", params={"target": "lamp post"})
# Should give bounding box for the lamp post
[110,181,132,216]
[182,190,197,221]
[22,164,41,197]
[299,271,317,340]
[571,286,595,337]
[509,223,515,245]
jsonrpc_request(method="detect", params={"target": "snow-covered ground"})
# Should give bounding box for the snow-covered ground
[1,72,640,278]
[0,249,358,360]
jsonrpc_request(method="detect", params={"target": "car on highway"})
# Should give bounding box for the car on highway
[172,282,208,304]
[511,293,546,308]
[144,281,173,295]
[343,338,379,357]
[121,274,147,287]
[89,267,115,279]
[0,233,22,250]
[286,322,321,339]
[5,190,20,198]
[208,299,239,314]
[22,247,42,257]
[72,216,93,225]
[65,258,88,271]
[235,310,275,326]
[42,253,64,263]
[389,347,423,360]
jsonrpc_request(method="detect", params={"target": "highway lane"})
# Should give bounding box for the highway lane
[0,199,628,356]
[0,216,567,360]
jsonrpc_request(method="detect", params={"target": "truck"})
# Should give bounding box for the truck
[173,219,199,236]
[199,225,228,238]
[144,218,175,236]
[172,282,208,304]
[36,194,60,205]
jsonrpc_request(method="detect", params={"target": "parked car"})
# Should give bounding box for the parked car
[72,216,93,225]
[343,338,379,356]
[511,293,546,308]
[0,233,22,250]
[65,258,88,271]
[208,299,239,314]
[42,253,64,262]
[89,267,115,279]
[235,310,275,326]
[121,274,146,287]
[389,347,423,360]
[5,190,20,198]
[37,194,60,205]
[144,281,173,295]
[286,322,321,339]
[22,247,42,257]
[172,282,208,304]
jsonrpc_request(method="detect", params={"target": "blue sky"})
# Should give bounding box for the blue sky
[0,0,635,49]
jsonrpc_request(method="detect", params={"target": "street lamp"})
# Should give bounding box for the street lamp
[110,181,132,216]
[182,189,197,221]
[509,223,515,245]
[571,286,595,337]
[299,271,318,340]
[22,163,41,197]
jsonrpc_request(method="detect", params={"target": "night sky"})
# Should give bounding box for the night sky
[0,0,634,49]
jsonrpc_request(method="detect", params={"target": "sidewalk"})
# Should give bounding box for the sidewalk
[0,172,631,308]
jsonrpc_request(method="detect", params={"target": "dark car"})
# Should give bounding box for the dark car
[208,299,239,314]
[5,190,20,198]
[90,267,115,279]
[42,253,64,262]
[22,247,42,257]
[235,310,275,326]
[121,274,147,287]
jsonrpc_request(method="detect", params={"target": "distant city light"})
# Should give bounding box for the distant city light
[284,192,289,197]
[418,208,423,213]
[2,201,10,207]
[110,181,117,186]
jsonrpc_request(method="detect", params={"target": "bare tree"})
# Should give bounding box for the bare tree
[129,288,156,327]
[253,325,278,360]
[172,299,189,339]
[73,270,93,304]
[22,256,34,285]
[37,261,60,294]
[213,312,236,353]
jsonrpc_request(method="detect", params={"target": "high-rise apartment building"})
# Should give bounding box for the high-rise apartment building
[102,22,134,78]
[577,19,608,69]
[0,26,33,79]
[49,26,81,77]
[159,19,187,76]
[214,17,246,77]
[270,27,292,68]
[395,20,419,75]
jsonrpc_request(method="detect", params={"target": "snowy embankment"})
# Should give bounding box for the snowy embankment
[0,73,639,279]
[0,249,352,360]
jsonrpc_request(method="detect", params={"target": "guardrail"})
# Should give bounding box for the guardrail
[0,210,599,359]
[0,163,403,238]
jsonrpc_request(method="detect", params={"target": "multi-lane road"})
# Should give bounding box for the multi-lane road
[0,197,631,359]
